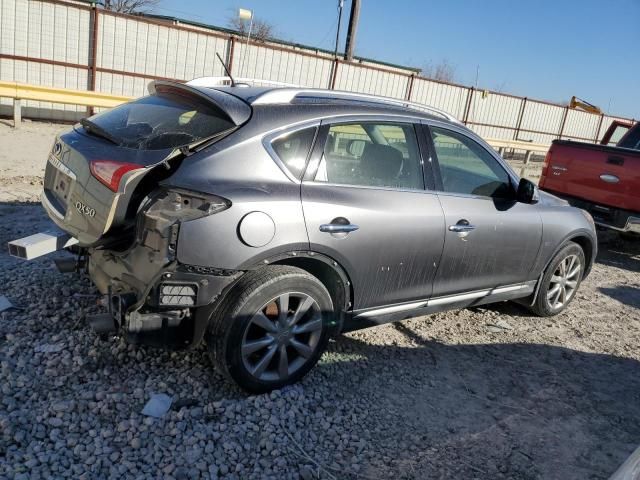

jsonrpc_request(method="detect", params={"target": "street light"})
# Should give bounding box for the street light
[238,8,253,77]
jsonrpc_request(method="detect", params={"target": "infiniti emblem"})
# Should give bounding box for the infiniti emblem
[52,141,62,157]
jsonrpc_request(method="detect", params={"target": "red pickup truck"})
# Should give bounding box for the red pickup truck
[539,120,640,234]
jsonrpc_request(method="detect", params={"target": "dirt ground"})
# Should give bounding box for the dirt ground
[0,121,639,479]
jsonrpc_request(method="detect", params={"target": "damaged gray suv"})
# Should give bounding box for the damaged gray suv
[13,79,597,392]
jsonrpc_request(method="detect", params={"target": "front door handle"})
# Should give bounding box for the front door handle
[448,219,476,233]
[319,223,359,233]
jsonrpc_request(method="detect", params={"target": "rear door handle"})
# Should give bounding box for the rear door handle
[319,223,359,233]
[448,219,476,233]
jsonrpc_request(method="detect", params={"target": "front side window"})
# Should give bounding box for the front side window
[314,122,423,190]
[430,127,512,198]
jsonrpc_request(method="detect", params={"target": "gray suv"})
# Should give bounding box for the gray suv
[35,80,597,392]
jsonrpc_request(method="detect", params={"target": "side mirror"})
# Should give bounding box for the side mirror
[516,178,539,204]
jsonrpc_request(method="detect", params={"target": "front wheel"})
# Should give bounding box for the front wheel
[208,266,333,393]
[529,241,585,317]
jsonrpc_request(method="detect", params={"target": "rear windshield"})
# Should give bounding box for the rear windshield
[85,92,235,150]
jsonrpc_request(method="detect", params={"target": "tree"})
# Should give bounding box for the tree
[102,0,160,14]
[421,59,457,83]
[228,16,275,42]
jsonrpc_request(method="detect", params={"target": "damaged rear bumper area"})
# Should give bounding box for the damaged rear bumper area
[84,189,242,348]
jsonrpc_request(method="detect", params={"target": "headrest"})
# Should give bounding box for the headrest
[361,143,403,180]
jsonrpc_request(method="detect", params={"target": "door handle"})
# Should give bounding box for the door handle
[319,223,359,233]
[448,219,476,233]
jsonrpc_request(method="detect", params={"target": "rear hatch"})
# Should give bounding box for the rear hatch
[540,141,640,213]
[42,81,251,246]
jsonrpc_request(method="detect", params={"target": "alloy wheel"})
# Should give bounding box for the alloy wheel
[547,254,582,309]
[241,292,323,382]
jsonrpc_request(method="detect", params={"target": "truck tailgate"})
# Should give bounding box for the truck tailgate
[540,141,640,212]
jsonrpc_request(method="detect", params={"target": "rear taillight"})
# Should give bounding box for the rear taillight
[90,160,143,192]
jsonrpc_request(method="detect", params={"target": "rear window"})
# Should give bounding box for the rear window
[85,93,236,150]
[618,124,640,150]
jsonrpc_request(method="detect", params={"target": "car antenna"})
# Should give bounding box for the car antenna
[216,53,236,87]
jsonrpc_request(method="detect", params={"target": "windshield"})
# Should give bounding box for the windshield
[84,92,236,150]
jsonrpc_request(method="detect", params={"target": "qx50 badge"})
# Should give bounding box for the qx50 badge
[75,201,96,218]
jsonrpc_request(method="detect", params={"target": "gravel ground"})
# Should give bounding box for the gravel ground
[2,204,640,480]
[1,122,640,479]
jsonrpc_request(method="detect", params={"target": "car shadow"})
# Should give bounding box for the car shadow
[598,285,640,309]
[312,328,640,479]
[596,230,640,273]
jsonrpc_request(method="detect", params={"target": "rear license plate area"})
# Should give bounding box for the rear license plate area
[45,154,76,208]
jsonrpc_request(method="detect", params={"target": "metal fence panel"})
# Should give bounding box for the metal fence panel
[468,92,522,135]
[410,78,468,118]
[334,62,408,99]
[234,42,334,88]
[0,0,634,139]
[562,109,599,141]
[519,100,564,140]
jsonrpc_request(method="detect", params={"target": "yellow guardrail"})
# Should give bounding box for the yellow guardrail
[0,81,131,108]
[0,81,132,127]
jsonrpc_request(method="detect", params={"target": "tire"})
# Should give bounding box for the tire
[207,266,333,393]
[529,241,585,317]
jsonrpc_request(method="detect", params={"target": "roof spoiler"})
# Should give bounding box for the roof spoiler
[148,80,252,126]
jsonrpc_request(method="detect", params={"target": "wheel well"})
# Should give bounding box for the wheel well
[569,235,594,277]
[271,257,352,313]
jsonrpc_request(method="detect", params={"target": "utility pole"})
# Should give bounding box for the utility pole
[334,0,344,58]
[344,0,360,61]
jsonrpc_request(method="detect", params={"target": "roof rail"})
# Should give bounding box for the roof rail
[252,89,461,123]
[186,76,300,88]
[185,77,460,123]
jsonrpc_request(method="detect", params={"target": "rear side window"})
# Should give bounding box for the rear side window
[270,127,317,179]
[86,93,235,150]
[314,122,423,190]
[608,125,631,147]
[618,125,640,150]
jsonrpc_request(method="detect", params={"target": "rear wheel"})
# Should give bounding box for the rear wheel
[208,266,333,393]
[529,241,585,317]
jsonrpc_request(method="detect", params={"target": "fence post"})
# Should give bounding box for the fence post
[227,36,236,74]
[594,113,605,143]
[88,6,99,116]
[330,58,340,90]
[462,87,474,124]
[558,106,569,139]
[404,74,415,101]
[514,97,527,140]
[13,98,21,128]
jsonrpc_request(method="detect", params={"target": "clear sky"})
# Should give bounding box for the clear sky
[156,0,639,118]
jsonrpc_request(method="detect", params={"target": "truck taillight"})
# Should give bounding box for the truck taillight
[90,160,143,192]
[538,150,551,187]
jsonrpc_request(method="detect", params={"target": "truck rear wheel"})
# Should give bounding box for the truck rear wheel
[207,266,333,393]
[529,241,585,317]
